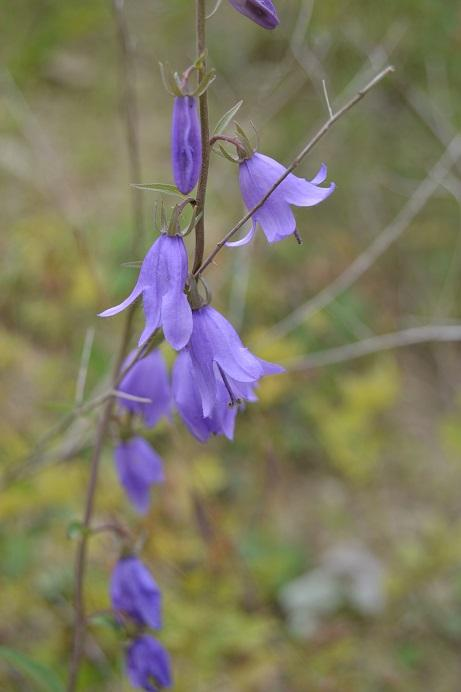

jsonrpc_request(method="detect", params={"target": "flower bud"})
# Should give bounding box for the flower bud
[227,0,279,29]
[171,96,202,195]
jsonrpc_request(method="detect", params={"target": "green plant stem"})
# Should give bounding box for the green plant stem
[192,0,211,273]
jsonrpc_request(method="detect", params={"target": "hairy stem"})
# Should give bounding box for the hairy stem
[67,1,143,687]
[192,0,211,273]
[195,65,395,276]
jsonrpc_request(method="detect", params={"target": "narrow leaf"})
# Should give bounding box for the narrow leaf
[131,183,186,198]
[0,646,64,692]
[213,100,243,137]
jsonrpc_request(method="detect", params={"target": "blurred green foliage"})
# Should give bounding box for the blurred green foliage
[2,0,461,690]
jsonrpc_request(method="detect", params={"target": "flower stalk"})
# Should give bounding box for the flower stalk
[192,0,211,273]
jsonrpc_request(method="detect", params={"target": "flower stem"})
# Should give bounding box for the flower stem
[192,0,211,274]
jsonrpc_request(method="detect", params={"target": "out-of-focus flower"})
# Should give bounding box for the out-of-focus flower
[182,305,283,420]
[172,349,238,442]
[114,437,165,514]
[228,153,335,245]
[110,556,162,629]
[99,234,192,350]
[117,349,171,428]
[227,0,279,29]
[126,635,172,692]
[171,95,202,194]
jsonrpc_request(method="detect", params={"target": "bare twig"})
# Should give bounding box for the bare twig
[75,327,96,405]
[265,135,461,341]
[195,65,395,276]
[322,79,333,119]
[287,325,461,370]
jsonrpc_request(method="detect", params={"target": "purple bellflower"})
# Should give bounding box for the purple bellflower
[227,0,279,29]
[110,556,162,629]
[172,349,238,443]
[115,437,165,514]
[182,305,284,421]
[99,234,192,350]
[117,349,171,428]
[126,635,172,692]
[171,95,202,195]
[227,153,335,246]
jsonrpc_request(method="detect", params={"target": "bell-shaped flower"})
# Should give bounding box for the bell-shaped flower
[114,437,165,514]
[171,95,202,195]
[126,635,172,692]
[110,556,162,629]
[117,349,171,428]
[172,349,238,443]
[227,0,279,29]
[99,234,192,350]
[228,153,335,246]
[185,305,284,419]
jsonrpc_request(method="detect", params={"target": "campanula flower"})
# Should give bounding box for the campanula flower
[117,349,171,428]
[185,305,284,419]
[172,349,238,442]
[228,154,335,246]
[99,234,192,350]
[110,556,162,629]
[227,0,279,29]
[126,635,172,692]
[171,95,202,195]
[115,437,165,514]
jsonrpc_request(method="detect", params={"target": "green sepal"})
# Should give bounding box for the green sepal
[213,100,243,137]
[216,144,241,163]
[193,68,217,97]
[159,62,182,97]
[234,121,254,157]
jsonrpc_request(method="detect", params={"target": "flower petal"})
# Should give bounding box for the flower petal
[98,238,161,318]
[160,236,192,350]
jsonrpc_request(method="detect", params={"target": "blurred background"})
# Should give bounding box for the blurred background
[2,0,461,690]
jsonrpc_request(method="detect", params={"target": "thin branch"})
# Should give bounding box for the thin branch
[75,327,96,405]
[195,65,395,276]
[286,325,461,370]
[192,0,211,273]
[322,79,333,119]
[265,135,461,342]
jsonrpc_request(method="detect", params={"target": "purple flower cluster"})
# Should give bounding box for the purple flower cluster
[96,3,338,690]
[111,557,172,691]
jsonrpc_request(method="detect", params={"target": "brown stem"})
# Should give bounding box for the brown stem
[67,1,144,687]
[192,0,211,273]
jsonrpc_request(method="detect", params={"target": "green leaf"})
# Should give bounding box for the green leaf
[131,183,185,197]
[213,100,243,137]
[0,646,64,692]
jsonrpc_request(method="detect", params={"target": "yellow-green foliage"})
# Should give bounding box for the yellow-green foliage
[308,359,400,482]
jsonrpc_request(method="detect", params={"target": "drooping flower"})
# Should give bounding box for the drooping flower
[183,305,284,420]
[99,234,192,350]
[171,95,202,195]
[117,349,171,428]
[228,153,335,246]
[115,437,165,514]
[110,556,162,629]
[172,349,238,442]
[126,635,172,692]
[227,0,279,29]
